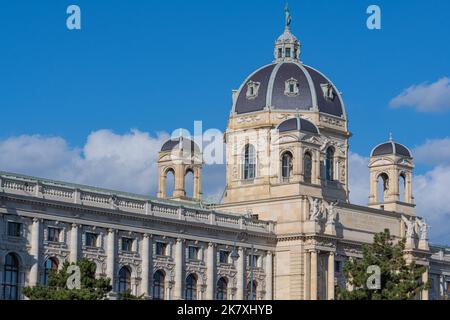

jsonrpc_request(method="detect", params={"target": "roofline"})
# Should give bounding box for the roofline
[370,140,413,158]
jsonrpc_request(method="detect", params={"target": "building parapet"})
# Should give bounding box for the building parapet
[0,172,276,235]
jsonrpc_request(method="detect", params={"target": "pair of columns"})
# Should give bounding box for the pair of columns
[304,250,335,300]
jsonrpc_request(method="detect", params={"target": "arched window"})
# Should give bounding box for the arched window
[243,144,256,180]
[325,147,335,181]
[216,277,228,300]
[377,173,390,203]
[3,253,19,300]
[153,270,165,300]
[165,168,175,198]
[246,280,258,300]
[118,266,131,293]
[304,152,312,184]
[281,152,293,182]
[185,169,194,198]
[43,258,58,286]
[185,274,197,300]
[399,173,406,202]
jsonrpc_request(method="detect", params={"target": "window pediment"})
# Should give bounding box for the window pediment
[320,83,335,101]
[246,81,260,100]
[284,78,299,97]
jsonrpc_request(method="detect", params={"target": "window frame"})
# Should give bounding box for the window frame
[7,222,22,237]
[118,266,131,294]
[188,246,199,261]
[243,144,256,181]
[219,250,230,264]
[303,152,313,184]
[185,274,197,300]
[155,242,167,256]
[85,232,99,248]
[152,270,165,300]
[121,237,134,252]
[47,227,61,243]
[3,253,20,300]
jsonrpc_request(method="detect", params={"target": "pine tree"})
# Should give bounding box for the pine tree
[23,258,112,300]
[337,229,429,300]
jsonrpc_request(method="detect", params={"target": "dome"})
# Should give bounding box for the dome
[277,117,319,134]
[232,62,345,118]
[161,137,200,153]
[371,140,412,158]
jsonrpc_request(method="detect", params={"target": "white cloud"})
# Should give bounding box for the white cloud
[414,165,450,243]
[390,77,450,113]
[413,137,450,166]
[348,151,370,206]
[0,130,169,195]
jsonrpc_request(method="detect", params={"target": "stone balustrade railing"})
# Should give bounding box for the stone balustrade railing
[0,173,276,234]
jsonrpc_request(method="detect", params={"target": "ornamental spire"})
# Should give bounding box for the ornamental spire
[274,2,301,63]
[285,2,292,30]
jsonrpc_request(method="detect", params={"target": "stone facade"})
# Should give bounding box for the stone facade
[0,172,276,300]
[1,9,449,301]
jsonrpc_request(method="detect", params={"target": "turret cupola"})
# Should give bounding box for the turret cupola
[274,4,301,63]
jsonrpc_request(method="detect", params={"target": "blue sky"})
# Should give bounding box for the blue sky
[0,1,449,243]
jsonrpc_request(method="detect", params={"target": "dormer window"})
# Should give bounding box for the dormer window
[285,48,291,58]
[320,83,335,101]
[246,81,260,100]
[294,48,298,59]
[278,48,282,58]
[284,78,299,97]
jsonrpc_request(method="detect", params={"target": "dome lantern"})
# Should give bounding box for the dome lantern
[274,3,301,63]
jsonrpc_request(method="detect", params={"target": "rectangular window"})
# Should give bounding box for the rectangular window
[7,222,21,237]
[156,242,167,256]
[289,83,295,93]
[285,48,291,58]
[188,246,198,260]
[334,261,342,273]
[47,227,61,242]
[121,237,133,252]
[219,251,229,264]
[278,48,282,58]
[248,255,259,268]
[86,233,98,247]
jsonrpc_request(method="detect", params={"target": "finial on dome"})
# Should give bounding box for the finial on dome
[274,2,301,63]
[285,2,292,30]
[389,132,393,142]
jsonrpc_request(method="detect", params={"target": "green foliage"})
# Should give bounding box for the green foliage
[23,258,112,300]
[117,290,145,300]
[337,229,429,300]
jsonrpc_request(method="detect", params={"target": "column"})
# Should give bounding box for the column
[327,252,335,300]
[69,224,79,263]
[206,243,216,300]
[106,229,116,291]
[303,251,311,300]
[265,251,273,300]
[310,250,318,300]
[141,234,152,297]
[422,268,429,300]
[29,218,41,286]
[174,238,184,300]
[173,165,185,199]
[236,247,245,300]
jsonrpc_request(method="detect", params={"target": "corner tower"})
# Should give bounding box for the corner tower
[157,137,203,201]
[368,136,415,215]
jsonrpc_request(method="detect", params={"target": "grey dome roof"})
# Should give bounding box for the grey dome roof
[233,62,345,117]
[371,141,412,158]
[161,137,200,153]
[277,117,319,134]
